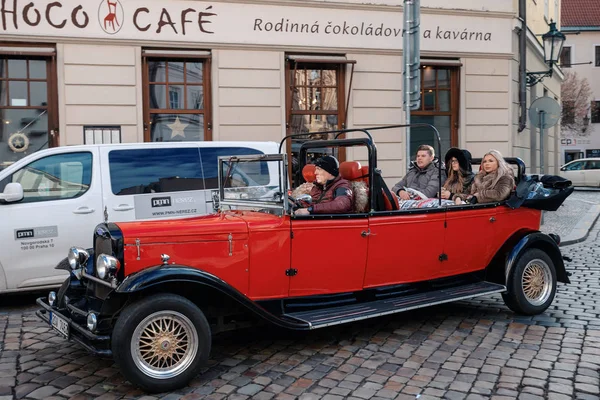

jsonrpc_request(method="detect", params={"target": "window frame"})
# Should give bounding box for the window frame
[411,65,460,154]
[8,151,93,203]
[141,51,212,142]
[592,101,600,124]
[595,45,600,67]
[560,46,572,68]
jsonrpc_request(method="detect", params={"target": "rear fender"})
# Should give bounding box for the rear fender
[486,231,569,285]
[115,265,308,330]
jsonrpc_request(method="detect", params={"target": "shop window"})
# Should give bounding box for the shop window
[592,101,600,124]
[285,55,355,181]
[0,49,58,170]
[560,46,571,68]
[142,51,212,142]
[411,65,459,158]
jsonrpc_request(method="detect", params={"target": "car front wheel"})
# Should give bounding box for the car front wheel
[502,248,557,315]
[112,294,211,393]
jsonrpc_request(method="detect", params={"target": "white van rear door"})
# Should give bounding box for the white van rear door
[0,148,102,291]
[100,145,209,222]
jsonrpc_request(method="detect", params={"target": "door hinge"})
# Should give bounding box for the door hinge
[286,268,298,276]
[439,253,448,262]
[444,220,447,228]
[290,231,294,239]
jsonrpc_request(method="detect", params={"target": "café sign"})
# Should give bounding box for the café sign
[0,0,512,53]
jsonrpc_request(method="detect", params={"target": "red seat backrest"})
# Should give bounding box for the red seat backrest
[361,165,369,185]
[302,164,316,183]
[339,161,363,181]
[382,190,400,210]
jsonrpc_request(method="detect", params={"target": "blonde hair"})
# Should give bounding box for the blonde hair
[480,149,513,187]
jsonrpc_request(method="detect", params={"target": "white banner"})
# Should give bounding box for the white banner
[0,0,512,54]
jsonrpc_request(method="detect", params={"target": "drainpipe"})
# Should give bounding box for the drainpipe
[518,0,527,132]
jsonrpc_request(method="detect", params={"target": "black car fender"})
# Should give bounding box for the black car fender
[504,231,570,284]
[114,265,309,330]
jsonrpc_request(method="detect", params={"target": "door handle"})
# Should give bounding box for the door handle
[361,229,375,237]
[113,204,134,211]
[73,207,95,215]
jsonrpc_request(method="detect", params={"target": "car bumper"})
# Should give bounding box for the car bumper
[36,297,112,357]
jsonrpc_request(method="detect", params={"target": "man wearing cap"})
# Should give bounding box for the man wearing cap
[294,155,354,215]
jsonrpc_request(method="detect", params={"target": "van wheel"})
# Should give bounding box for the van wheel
[502,248,557,315]
[112,294,211,393]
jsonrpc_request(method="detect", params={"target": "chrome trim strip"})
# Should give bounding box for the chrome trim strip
[291,287,506,330]
[82,270,117,289]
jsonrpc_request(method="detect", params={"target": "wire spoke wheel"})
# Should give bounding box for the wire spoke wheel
[521,259,553,307]
[132,311,198,379]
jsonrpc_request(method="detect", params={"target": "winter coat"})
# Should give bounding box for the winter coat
[309,175,354,214]
[443,171,475,200]
[470,171,515,203]
[392,161,447,199]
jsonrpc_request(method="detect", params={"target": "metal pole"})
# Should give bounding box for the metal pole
[539,110,545,174]
[404,0,412,170]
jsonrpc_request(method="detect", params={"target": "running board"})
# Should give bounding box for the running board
[283,281,506,329]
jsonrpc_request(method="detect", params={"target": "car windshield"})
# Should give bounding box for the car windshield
[219,154,286,208]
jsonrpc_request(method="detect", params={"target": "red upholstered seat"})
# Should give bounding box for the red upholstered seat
[302,164,316,183]
[383,190,400,210]
[339,161,363,181]
[361,165,369,185]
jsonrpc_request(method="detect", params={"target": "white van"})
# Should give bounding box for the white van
[559,158,600,187]
[0,141,279,293]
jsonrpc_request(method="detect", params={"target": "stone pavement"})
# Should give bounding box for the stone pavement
[540,189,600,244]
[0,199,599,400]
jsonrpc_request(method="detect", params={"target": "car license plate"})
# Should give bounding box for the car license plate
[50,312,69,338]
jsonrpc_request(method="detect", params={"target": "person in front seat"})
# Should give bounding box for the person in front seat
[392,144,446,200]
[294,155,354,215]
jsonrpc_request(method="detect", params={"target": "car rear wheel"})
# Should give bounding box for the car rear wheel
[502,248,557,315]
[112,294,211,393]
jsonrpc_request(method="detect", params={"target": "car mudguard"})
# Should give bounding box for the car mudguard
[505,232,570,284]
[115,265,309,330]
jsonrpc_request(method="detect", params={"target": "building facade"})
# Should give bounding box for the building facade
[559,0,600,164]
[0,0,563,183]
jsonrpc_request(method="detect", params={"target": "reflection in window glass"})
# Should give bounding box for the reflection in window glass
[169,85,184,109]
[150,114,203,142]
[168,62,185,83]
[9,81,28,106]
[423,67,435,88]
[30,82,47,107]
[186,63,203,83]
[150,84,167,109]
[29,60,47,79]
[200,147,268,189]
[10,152,92,203]
[109,148,204,195]
[186,86,203,110]
[8,60,26,79]
[148,61,167,82]
[566,162,583,171]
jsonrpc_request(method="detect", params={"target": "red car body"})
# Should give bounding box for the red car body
[36,126,572,393]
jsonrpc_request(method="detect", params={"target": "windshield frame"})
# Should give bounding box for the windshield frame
[218,153,288,211]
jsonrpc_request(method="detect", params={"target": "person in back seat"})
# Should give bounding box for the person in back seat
[392,144,446,200]
[294,155,354,215]
[465,149,515,204]
[441,148,474,203]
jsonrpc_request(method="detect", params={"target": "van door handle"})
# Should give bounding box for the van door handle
[73,207,95,215]
[113,204,134,211]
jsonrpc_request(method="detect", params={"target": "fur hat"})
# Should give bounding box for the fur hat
[445,148,472,173]
[314,155,339,177]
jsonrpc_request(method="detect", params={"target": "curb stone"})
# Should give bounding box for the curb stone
[559,204,600,246]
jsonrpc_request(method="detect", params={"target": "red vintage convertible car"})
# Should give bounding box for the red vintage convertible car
[37,125,573,393]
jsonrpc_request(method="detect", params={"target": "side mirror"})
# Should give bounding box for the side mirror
[0,182,24,203]
[560,167,566,171]
[296,194,312,204]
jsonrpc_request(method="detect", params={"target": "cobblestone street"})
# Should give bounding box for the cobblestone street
[1,195,599,400]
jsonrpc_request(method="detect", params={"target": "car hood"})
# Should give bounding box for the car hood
[119,212,249,245]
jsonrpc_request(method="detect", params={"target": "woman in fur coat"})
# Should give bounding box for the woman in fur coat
[467,149,515,204]
[441,148,474,202]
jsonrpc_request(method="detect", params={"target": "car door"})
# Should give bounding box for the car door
[363,210,446,287]
[101,145,209,222]
[584,160,600,187]
[0,149,101,290]
[443,206,497,277]
[289,216,369,297]
[561,160,585,186]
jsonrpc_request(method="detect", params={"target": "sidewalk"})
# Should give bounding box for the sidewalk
[540,189,600,246]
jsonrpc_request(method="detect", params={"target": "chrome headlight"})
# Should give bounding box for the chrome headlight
[67,247,89,270]
[96,254,120,279]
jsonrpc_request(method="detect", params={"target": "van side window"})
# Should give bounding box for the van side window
[109,148,204,195]
[200,147,268,189]
[6,152,92,203]
[586,161,600,170]
[565,161,584,171]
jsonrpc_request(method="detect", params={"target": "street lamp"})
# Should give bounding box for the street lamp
[526,20,566,86]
